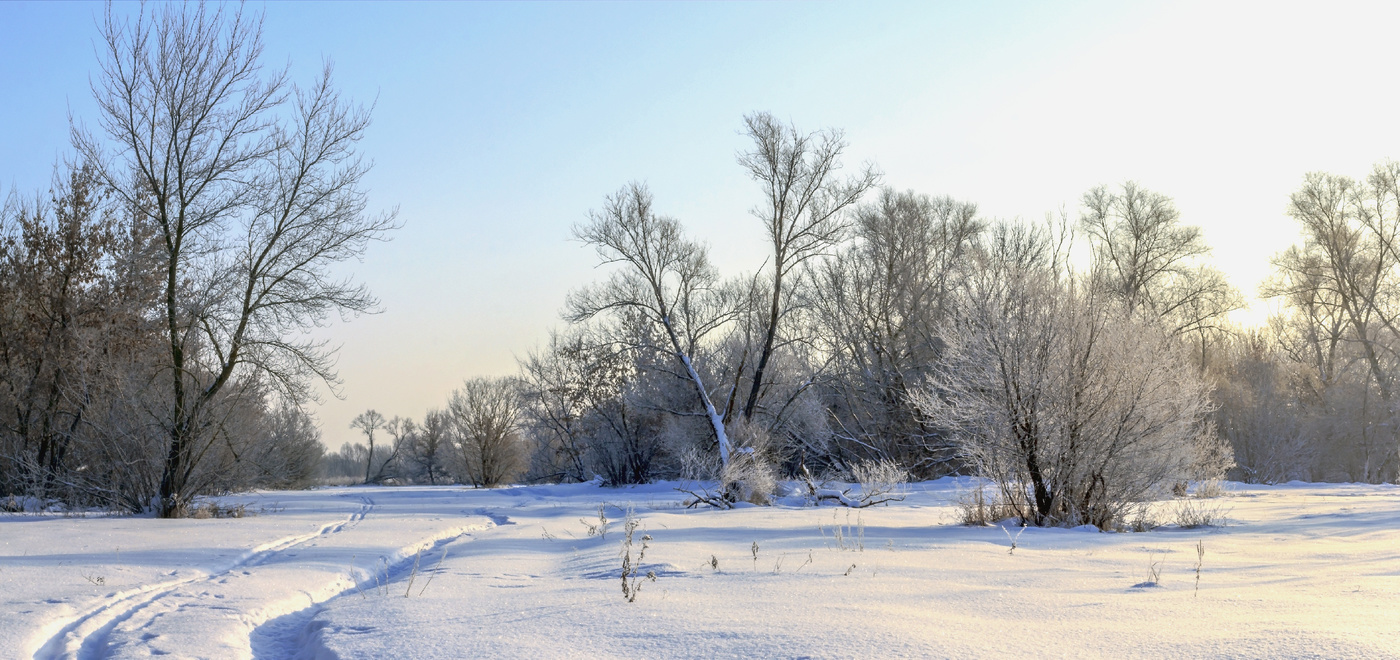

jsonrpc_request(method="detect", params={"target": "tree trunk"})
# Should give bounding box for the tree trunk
[742,269,783,420]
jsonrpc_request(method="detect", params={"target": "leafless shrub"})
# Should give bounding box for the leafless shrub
[680,451,776,508]
[850,459,908,504]
[917,220,1227,528]
[797,462,903,508]
[1125,502,1161,533]
[1193,478,1227,499]
[955,486,1019,526]
[1174,498,1231,528]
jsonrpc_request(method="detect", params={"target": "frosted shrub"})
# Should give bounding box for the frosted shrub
[680,450,777,508]
[917,223,1230,528]
[850,459,908,504]
[721,452,777,506]
[1174,497,1231,528]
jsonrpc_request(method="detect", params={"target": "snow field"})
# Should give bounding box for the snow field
[2,480,1398,659]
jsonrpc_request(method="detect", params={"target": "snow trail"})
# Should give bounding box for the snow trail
[249,515,505,659]
[29,496,375,660]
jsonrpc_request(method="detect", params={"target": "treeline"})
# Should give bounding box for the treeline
[6,4,1398,521]
[358,112,1398,528]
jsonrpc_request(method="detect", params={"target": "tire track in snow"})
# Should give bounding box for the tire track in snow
[29,496,374,660]
[249,510,511,660]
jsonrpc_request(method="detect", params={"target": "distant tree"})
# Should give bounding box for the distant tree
[1209,331,1315,484]
[410,409,452,485]
[449,377,525,487]
[518,331,597,483]
[1261,162,1400,482]
[1079,183,1242,355]
[74,3,395,516]
[350,409,386,484]
[737,112,878,421]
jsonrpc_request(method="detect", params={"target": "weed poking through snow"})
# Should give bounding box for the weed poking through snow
[1002,524,1026,555]
[796,550,813,572]
[1133,553,1164,588]
[582,503,610,538]
[820,509,866,551]
[620,509,654,602]
[403,549,423,597]
[1194,540,1205,597]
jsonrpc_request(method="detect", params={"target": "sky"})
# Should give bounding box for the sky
[5,1,1400,450]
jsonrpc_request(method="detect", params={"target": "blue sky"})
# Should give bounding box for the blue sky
[5,1,1400,448]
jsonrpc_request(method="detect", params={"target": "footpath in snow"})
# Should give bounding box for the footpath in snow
[2,479,1398,659]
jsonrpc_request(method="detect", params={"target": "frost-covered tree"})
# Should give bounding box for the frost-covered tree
[1080,183,1242,359]
[918,221,1229,528]
[567,183,737,467]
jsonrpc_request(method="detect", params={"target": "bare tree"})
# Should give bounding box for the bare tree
[567,183,737,465]
[1080,182,1242,344]
[1262,162,1400,482]
[737,112,879,421]
[350,409,386,483]
[518,330,597,483]
[410,408,452,485]
[812,188,982,477]
[449,377,525,487]
[73,4,395,516]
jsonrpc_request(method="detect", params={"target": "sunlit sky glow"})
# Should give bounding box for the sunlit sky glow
[5,1,1400,449]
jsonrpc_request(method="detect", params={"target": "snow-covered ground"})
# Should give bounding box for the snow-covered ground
[3,479,1398,659]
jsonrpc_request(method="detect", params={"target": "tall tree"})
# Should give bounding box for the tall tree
[1264,162,1400,481]
[567,183,737,465]
[813,188,982,476]
[74,3,395,516]
[350,409,386,484]
[1079,182,1241,341]
[737,112,878,420]
[449,377,525,487]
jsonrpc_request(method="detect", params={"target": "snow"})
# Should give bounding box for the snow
[3,479,1398,659]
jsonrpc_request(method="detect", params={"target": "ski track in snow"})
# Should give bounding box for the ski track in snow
[248,510,509,660]
[30,495,375,660]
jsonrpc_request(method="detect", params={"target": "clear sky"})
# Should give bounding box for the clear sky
[5,1,1400,450]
